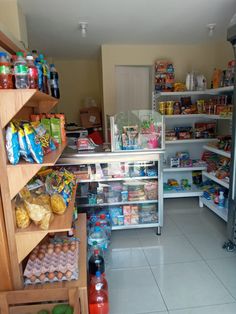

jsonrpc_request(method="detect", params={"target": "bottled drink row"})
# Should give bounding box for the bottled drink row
[0,50,60,98]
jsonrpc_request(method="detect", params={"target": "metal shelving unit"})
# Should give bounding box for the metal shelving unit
[202,171,229,189]
[203,144,231,158]
[77,176,158,183]
[77,199,158,208]
[199,197,228,222]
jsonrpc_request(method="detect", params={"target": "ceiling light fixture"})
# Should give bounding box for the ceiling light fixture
[79,22,88,38]
[207,23,216,37]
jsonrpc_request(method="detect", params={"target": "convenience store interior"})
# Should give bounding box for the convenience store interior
[0,0,236,313]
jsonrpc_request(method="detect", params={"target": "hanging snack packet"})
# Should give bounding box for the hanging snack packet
[5,122,20,165]
[23,123,44,163]
[31,121,57,154]
[18,127,34,163]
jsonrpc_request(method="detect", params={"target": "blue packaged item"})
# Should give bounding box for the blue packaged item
[18,127,34,163]
[5,122,20,165]
[109,207,123,226]
[35,57,43,91]
[23,123,43,163]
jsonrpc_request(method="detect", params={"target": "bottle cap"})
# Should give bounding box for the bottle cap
[50,64,55,67]
[39,53,44,60]
[100,214,106,219]
[94,249,99,255]
[0,52,7,57]
[95,221,100,226]
[92,241,98,245]
[95,271,101,277]
[16,52,24,57]
[94,226,100,232]
[26,55,33,60]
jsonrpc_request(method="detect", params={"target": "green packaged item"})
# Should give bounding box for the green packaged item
[41,118,51,135]
[50,118,61,144]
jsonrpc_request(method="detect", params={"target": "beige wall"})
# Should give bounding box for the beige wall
[101,41,234,125]
[53,59,102,124]
[0,0,28,48]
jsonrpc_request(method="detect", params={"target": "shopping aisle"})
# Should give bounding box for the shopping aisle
[106,198,236,314]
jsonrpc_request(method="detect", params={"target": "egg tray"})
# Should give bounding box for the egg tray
[24,245,79,285]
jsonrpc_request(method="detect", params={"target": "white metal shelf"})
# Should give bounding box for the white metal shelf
[155,86,234,97]
[164,114,231,120]
[202,171,229,189]
[200,197,228,222]
[164,186,203,198]
[77,176,158,183]
[165,138,218,144]
[77,199,158,207]
[163,166,206,172]
[203,145,231,158]
[112,222,159,230]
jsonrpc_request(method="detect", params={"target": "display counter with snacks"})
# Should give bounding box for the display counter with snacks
[57,144,164,235]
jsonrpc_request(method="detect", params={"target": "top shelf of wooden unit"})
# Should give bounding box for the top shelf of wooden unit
[0,89,58,128]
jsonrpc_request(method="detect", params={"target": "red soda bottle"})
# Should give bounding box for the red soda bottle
[26,55,38,89]
[0,52,13,89]
[89,271,109,314]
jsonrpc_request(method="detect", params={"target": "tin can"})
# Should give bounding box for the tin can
[166,101,174,115]
[197,100,204,113]
[158,101,166,115]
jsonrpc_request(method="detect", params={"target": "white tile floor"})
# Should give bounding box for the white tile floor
[106,198,236,314]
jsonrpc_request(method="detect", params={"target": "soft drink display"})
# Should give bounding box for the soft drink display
[14,52,29,89]
[0,52,13,89]
[89,249,105,276]
[50,64,60,98]
[89,271,109,314]
[26,55,38,89]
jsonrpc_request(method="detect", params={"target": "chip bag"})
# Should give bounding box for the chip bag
[5,122,20,164]
[15,202,31,229]
[18,127,34,163]
[31,121,56,155]
[50,193,66,215]
[23,123,43,163]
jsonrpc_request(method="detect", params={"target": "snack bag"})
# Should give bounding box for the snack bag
[50,193,66,215]
[31,121,56,155]
[5,122,20,164]
[15,202,31,229]
[23,123,43,163]
[50,118,62,144]
[18,127,34,163]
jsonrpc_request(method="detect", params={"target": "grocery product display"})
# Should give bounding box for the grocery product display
[15,168,76,230]
[154,60,175,91]
[0,50,60,98]
[24,237,78,285]
[212,60,235,88]
[166,151,207,169]
[110,110,164,151]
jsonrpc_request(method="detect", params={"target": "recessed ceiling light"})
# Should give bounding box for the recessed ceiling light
[207,23,216,37]
[79,22,88,38]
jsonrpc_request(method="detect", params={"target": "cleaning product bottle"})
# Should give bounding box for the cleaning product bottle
[219,191,225,208]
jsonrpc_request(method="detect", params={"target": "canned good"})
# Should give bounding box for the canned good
[166,101,174,115]
[158,101,166,114]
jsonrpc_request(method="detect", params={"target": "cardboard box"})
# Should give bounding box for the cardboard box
[80,107,101,128]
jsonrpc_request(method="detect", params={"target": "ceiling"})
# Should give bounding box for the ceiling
[18,0,236,59]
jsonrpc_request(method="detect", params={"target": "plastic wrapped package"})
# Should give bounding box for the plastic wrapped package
[15,202,31,229]
[5,122,20,164]
[50,193,66,215]
[23,123,43,163]
[31,121,57,154]
[18,126,34,162]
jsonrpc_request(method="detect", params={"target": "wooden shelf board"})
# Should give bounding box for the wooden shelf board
[7,142,67,200]
[24,213,87,290]
[0,89,58,128]
[15,187,76,263]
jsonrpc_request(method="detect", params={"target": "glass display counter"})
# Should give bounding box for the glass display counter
[110,110,164,152]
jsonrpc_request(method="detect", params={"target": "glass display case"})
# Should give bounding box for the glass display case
[75,158,163,232]
[110,110,165,152]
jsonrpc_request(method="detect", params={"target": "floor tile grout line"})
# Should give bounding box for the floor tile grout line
[204,258,236,302]
[142,246,169,312]
[166,301,236,312]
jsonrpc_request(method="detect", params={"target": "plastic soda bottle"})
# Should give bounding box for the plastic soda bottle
[89,271,109,314]
[35,57,43,91]
[26,55,38,89]
[89,249,105,277]
[50,64,60,98]
[90,270,108,291]
[0,52,13,89]
[41,59,49,94]
[88,225,108,255]
[14,52,29,89]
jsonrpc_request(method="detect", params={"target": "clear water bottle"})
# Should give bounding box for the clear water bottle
[88,225,108,255]
[14,52,29,89]
[99,214,111,244]
[50,64,60,99]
